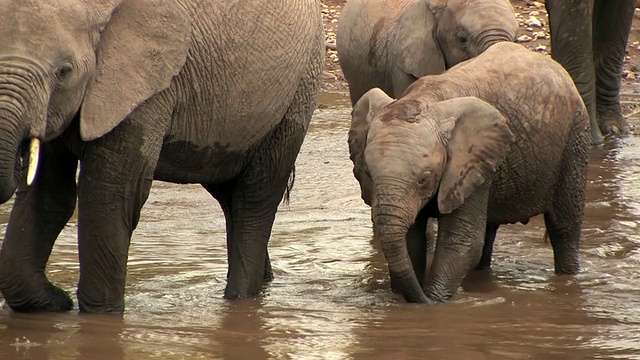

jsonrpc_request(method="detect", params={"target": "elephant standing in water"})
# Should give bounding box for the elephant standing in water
[0,0,323,313]
[348,42,590,303]
[336,0,518,105]
[546,0,636,145]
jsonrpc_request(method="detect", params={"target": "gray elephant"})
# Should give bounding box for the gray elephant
[336,0,518,105]
[0,0,323,313]
[546,0,635,145]
[348,42,590,303]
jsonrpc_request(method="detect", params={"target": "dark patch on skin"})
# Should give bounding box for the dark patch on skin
[379,99,422,123]
[467,145,474,153]
[155,138,247,183]
[367,18,386,68]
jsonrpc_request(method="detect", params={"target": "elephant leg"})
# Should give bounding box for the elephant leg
[0,139,77,312]
[204,182,274,283]
[223,77,315,299]
[424,184,488,302]
[543,135,587,275]
[546,0,604,146]
[75,112,166,313]
[474,224,499,271]
[593,0,635,135]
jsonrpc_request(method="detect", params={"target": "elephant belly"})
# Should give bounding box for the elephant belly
[153,139,247,184]
[486,165,555,225]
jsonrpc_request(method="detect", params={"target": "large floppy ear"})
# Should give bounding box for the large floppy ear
[392,0,445,79]
[348,88,394,206]
[432,97,514,214]
[80,0,191,141]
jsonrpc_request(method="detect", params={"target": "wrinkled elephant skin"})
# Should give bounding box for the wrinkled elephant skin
[546,0,636,145]
[336,0,518,105]
[0,0,324,313]
[348,42,590,303]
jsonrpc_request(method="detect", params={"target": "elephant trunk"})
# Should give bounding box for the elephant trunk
[475,29,515,53]
[0,109,24,203]
[0,59,48,203]
[372,180,430,303]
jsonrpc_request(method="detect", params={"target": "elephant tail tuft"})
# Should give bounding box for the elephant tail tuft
[282,166,296,205]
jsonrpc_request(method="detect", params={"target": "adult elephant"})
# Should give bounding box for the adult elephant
[0,0,323,313]
[336,0,518,105]
[545,0,636,145]
[348,42,590,303]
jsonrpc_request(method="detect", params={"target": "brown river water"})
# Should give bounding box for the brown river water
[1,92,640,359]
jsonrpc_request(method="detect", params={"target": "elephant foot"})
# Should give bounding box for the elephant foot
[600,115,631,136]
[223,280,265,300]
[473,263,492,272]
[263,254,274,283]
[3,282,74,313]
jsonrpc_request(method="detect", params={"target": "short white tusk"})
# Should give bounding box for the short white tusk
[26,138,40,186]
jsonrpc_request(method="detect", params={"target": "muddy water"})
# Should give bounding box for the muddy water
[1,92,640,359]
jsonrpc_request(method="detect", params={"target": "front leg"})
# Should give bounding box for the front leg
[424,184,489,302]
[0,140,77,312]
[75,113,166,313]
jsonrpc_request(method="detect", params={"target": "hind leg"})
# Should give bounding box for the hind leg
[221,76,317,299]
[475,224,499,271]
[543,133,589,274]
[204,182,274,283]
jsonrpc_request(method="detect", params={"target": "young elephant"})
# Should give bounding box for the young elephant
[348,42,590,303]
[336,0,518,105]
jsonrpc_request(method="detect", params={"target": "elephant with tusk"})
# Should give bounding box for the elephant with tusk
[0,0,324,313]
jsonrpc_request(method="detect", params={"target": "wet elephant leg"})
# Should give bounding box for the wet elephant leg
[75,113,166,313]
[546,0,603,146]
[223,78,313,299]
[424,185,488,302]
[542,133,588,275]
[474,224,499,271]
[204,182,274,283]
[593,0,635,135]
[0,140,77,312]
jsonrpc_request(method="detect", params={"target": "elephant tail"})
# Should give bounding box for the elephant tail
[282,165,296,205]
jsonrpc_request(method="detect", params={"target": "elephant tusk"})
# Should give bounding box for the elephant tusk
[26,138,40,186]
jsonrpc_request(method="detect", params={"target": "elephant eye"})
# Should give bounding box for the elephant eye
[456,30,469,45]
[418,171,433,186]
[56,63,74,79]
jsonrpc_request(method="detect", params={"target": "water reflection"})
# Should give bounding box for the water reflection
[1,94,640,358]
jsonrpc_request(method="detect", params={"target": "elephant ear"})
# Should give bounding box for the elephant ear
[392,0,445,80]
[433,97,515,214]
[348,88,394,206]
[80,0,191,141]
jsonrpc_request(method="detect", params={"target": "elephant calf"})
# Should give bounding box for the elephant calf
[349,42,590,303]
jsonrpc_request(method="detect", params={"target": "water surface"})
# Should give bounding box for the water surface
[1,92,640,359]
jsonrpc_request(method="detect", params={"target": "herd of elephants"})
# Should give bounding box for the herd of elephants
[0,0,636,313]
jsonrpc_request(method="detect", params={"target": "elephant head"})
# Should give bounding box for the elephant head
[348,88,514,303]
[394,0,518,77]
[0,0,191,202]
[433,0,518,68]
